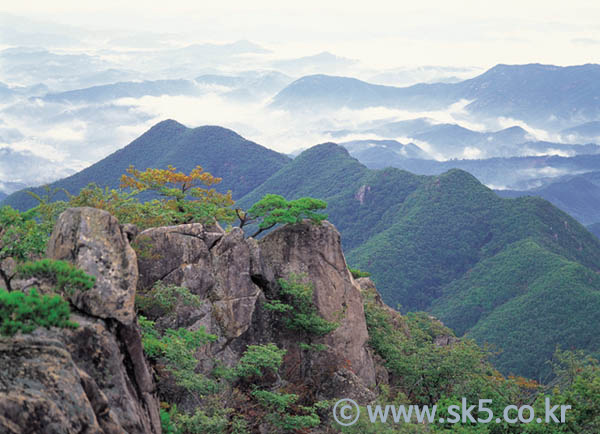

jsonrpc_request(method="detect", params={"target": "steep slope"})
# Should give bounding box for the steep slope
[2,120,291,210]
[240,143,600,378]
[429,239,600,378]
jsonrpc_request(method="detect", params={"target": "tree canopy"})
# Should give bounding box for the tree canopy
[236,194,327,237]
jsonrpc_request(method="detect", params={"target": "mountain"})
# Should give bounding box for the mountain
[588,222,600,239]
[368,65,481,87]
[334,120,600,159]
[1,120,291,210]
[43,79,201,103]
[498,171,600,225]
[272,64,600,128]
[340,139,432,164]
[561,120,600,142]
[239,143,600,379]
[270,74,414,111]
[195,70,293,101]
[356,153,600,190]
[0,191,5,201]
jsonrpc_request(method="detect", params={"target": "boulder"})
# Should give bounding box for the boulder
[47,207,137,325]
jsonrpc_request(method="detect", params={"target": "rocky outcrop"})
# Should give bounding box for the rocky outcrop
[1,209,387,432]
[257,221,376,389]
[137,219,377,404]
[0,207,161,434]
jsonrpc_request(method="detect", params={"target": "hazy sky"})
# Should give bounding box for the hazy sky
[3,0,600,68]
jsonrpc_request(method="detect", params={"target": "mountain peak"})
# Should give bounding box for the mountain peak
[296,142,353,160]
[151,118,186,128]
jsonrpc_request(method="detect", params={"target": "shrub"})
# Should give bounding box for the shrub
[235,343,286,379]
[18,259,96,296]
[0,288,78,336]
[139,316,218,395]
[349,267,371,278]
[251,389,321,431]
[135,281,202,318]
[264,273,339,337]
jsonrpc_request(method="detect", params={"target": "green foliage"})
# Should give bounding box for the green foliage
[0,205,49,289]
[135,281,202,318]
[299,342,327,352]
[251,389,321,431]
[0,288,78,336]
[363,286,521,411]
[67,183,173,230]
[120,165,235,225]
[139,315,218,395]
[67,167,237,229]
[18,259,96,296]
[523,350,600,433]
[349,267,371,278]
[160,407,179,434]
[234,343,286,379]
[238,194,327,237]
[174,406,230,434]
[464,258,600,380]
[264,273,339,337]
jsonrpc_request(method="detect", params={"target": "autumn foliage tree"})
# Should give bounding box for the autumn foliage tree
[120,165,235,225]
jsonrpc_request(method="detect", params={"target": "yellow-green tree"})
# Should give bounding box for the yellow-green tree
[120,165,235,225]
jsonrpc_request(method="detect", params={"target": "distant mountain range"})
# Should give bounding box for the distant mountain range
[339,139,432,162]
[349,153,600,191]
[272,64,600,130]
[43,79,202,103]
[330,119,600,159]
[3,121,600,379]
[560,120,600,142]
[270,51,358,76]
[195,70,293,101]
[498,171,600,226]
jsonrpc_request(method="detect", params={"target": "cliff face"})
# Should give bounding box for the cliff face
[0,208,382,432]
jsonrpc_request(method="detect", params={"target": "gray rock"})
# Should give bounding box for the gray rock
[47,207,137,325]
[0,336,114,434]
[259,221,376,388]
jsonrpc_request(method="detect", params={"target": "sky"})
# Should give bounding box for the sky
[3,0,600,68]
